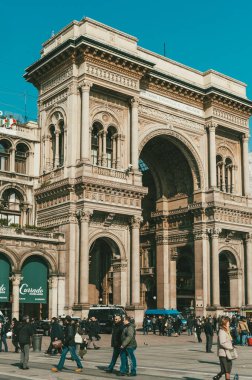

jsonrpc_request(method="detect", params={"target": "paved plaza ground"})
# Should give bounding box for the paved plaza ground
[0,332,251,379]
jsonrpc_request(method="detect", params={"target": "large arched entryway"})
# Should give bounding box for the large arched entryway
[219,250,239,307]
[89,237,122,305]
[139,133,200,310]
[0,253,12,319]
[20,256,49,319]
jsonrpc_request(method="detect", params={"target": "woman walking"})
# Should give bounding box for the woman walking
[213,317,236,380]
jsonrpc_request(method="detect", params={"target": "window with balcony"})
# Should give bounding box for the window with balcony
[91,122,102,165]
[0,140,11,171]
[216,155,234,193]
[15,143,29,174]
[106,126,116,168]
[0,189,22,226]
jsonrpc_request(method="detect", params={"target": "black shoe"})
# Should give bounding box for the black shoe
[118,373,127,377]
[22,367,29,370]
[213,375,221,380]
[105,369,113,373]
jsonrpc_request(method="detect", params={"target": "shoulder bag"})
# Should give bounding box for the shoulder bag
[74,332,83,344]
[226,347,238,360]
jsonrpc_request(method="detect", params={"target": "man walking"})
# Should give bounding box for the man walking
[120,316,137,377]
[204,317,214,353]
[51,315,83,373]
[17,316,33,370]
[104,315,125,373]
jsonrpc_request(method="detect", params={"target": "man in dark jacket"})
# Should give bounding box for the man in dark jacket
[45,317,63,355]
[120,316,137,377]
[51,315,83,373]
[17,315,33,370]
[87,317,100,349]
[11,318,20,353]
[104,315,125,373]
[204,317,214,353]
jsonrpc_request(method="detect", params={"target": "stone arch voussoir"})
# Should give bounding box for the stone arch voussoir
[89,230,126,260]
[0,246,19,271]
[19,249,58,274]
[139,126,205,191]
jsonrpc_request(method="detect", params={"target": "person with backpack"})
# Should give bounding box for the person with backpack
[17,315,34,370]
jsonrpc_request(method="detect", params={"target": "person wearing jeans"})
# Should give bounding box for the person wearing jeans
[51,315,83,373]
[119,316,137,377]
[105,315,125,373]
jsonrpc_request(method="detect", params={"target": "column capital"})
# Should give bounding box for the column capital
[170,247,179,261]
[206,121,218,131]
[9,273,23,286]
[245,232,252,242]
[242,133,249,142]
[193,229,208,240]
[130,97,140,108]
[207,227,222,238]
[130,215,142,229]
[78,209,93,223]
[68,82,79,96]
[79,80,93,92]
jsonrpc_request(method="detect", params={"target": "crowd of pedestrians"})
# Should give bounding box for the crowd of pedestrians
[0,311,251,378]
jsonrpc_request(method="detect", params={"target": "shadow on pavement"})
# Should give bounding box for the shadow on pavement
[198,360,218,365]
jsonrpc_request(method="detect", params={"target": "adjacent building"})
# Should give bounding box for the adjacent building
[1,18,252,322]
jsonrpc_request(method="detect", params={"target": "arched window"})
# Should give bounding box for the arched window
[225,158,233,193]
[59,121,64,167]
[15,143,29,174]
[0,189,22,226]
[91,122,102,165]
[106,126,117,168]
[216,155,223,190]
[0,140,11,171]
[49,125,56,169]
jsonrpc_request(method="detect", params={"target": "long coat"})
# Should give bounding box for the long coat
[217,328,233,357]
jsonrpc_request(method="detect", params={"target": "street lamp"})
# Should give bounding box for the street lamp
[99,298,103,304]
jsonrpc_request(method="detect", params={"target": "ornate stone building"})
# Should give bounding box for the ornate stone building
[1,18,252,322]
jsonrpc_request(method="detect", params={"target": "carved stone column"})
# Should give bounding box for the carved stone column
[57,275,65,316]
[194,230,209,315]
[67,82,79,166]
[48,275,58,318]
[245,233,252,305]
[68,211,78,310]
[228,268,242,307]
[231,165,235,193]
[112,135,116,168]
[80,80,92,162]
[97,131,103,165]
[10,273,23,320]
[102,131,107,166]
[116,134,121,169]
[131,216,141,305]
[208,228,221,306]
[131,98,139,171]
[170,247,178,310]
[112,260,127,306]
[10,148,15,172]
[54,130,60,168]
[79,210,93,306]
[208,123,217,188]
[242,134,249,195]
[155,220,169,309]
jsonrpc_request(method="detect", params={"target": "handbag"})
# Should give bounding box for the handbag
[52,339,62,349]
[74,332,83,344]
[226,347,238,360]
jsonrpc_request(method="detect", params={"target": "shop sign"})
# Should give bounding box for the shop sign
[20,260,47,304]
[0,256,10,302]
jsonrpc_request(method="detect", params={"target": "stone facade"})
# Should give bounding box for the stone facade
[1,18,252,322]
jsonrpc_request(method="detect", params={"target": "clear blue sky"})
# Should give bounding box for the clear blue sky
[1,0,252,148]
